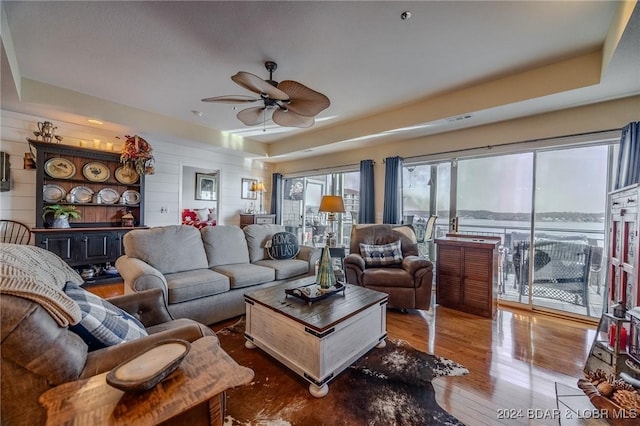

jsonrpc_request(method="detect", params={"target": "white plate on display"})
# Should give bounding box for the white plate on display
[83,162,110,182]
[70,186,94,203]
[122,190,141,205]
[115,166,139,184]
[97,188,120,204]
[44,158,76,179]
[43,184,66,202]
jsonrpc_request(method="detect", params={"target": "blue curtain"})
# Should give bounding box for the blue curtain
[270,173,283,223]
[383,156,403,224]
[615,121,640,189]
[358,160,375,223]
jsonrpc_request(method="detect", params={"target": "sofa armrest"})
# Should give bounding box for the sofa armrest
[116,255,168,297]
[107,288,173,327]
[297,245,321,275]
[81,324,215,378]
[402,256,433,275]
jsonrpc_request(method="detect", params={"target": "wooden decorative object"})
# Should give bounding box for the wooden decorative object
[106,339,190,392]
[577,379,640,425]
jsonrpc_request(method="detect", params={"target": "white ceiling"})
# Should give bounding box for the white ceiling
[1,1,639,161]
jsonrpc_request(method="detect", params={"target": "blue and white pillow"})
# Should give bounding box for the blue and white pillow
[64,282,148,351]
[359,240,403,266]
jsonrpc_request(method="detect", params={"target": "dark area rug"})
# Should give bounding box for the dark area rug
[217,319,468,425]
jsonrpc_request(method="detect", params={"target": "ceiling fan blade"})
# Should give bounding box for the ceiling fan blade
[237,106,271,126]
[201,95,259,103]
[277,80,330,117]
[232,72,290,101]
[272,109,315,128]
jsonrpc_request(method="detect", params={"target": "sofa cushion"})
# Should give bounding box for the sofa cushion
[124,225,209,274]
[64,282,147,351]
[359,240,403,266]
[165,269,230,304]
[213,263,276,289]
[201,226,250,267]
[254,258,309,280]
[265,232,299,260]
[244,224,287,262]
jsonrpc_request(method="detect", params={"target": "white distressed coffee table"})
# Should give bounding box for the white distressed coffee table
[244,276,388,397]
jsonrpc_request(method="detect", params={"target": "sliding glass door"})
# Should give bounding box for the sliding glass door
[282,171,360,249]
[528,145,608,317]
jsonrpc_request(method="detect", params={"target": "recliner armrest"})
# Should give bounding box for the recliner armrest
[344,253,365,270]
[402,256,433,275]
[108,288,173,327]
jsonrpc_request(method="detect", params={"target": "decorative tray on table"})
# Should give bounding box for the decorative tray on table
[285,282,346,304]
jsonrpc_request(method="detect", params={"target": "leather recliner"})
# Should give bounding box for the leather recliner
[1,287,218,426]
[344,224,433,310]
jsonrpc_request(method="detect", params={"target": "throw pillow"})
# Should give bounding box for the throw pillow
[195,208,211,222]
[359,240,403,266]
[64,282,148,351]
[265,232,300,260]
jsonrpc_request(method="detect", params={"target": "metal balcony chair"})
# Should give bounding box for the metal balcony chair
[0,220,31,244]
[515,240,592,315]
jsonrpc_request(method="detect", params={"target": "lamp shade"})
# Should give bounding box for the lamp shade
[318,195,346,213]
[250,181,266,192]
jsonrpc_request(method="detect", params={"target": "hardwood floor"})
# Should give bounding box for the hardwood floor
[102,282,596,425]
[212,300,596,426]
[384,304,596,426]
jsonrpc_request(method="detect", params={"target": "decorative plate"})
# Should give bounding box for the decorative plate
[43,184,66,203]
[83,162,110,182]
[115,166,139,184]
[106,339,190,392]
[97,188,119,204]
[122,190,141,205]
[69,186,94,203]
[44,158,76,179]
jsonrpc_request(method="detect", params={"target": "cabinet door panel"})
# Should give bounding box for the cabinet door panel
[463,249,490,280]
[81,233,111,263]
[38,234,75,263]
[438,246,461,276]
[437,275,461,307]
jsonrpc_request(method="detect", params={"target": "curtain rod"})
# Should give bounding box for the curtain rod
[401,128,622,162]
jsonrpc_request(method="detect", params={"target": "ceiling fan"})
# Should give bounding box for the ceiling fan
[202,61,330,129]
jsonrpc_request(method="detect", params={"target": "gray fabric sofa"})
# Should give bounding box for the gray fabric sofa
[116,224,320,325]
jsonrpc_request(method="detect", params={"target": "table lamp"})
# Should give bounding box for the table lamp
[319,195,346,247]
[250,181,266,213]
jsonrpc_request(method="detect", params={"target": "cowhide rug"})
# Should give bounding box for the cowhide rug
[217,319,468,425]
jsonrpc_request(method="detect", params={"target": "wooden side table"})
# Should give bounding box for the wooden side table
[239,213,276,228]
[39,337,254,425]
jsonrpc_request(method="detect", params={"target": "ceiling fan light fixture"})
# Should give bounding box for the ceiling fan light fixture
[202,61,329,129]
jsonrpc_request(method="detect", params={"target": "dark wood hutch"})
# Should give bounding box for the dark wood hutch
[30,140,147,284]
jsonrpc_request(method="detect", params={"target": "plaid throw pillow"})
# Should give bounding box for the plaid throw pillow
[359,240,403,266]
[64,282,148,351]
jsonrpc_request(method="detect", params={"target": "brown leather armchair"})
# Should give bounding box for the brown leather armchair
[1,288,218,426]
[344,224,433,310]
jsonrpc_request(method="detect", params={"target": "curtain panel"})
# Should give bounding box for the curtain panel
[358,160,375,223]
[383,156,403,224]
[615,121,640,189]
[270,173,283,223]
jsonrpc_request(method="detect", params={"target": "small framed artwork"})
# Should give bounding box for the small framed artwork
[241,178,257,200]
[195,172,217,201]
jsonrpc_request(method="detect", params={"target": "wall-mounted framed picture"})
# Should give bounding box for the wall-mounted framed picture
[241,178,257,200]
[195,172,217,201]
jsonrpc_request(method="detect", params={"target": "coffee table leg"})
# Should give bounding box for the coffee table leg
[309,383,329,398]
[376,339,386,348]
[245,340,257,349]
